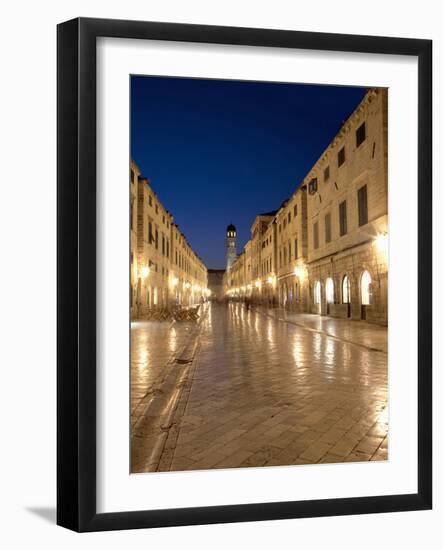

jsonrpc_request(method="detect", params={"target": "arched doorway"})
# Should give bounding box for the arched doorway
[342,275,351,318]
[325,277,334,314]
[153,287,158,307]
[313,281,321,314]
[360,270,372,319]
[282,283,288,308]
[136,279,142,310]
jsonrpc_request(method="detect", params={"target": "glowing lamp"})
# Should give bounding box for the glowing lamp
[140,265,150,278]
[294,265,305,282]
[375,232,388,257]
[170,276,178,288]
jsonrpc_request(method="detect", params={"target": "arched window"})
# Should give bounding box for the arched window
[342,275,351,304]
[325,278,334,304]
[313,281,321,304]
[361,270,372,305]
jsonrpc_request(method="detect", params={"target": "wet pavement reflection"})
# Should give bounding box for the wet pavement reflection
[167,302,388,471]
[131,319,195,422]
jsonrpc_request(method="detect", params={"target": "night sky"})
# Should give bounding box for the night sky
[131,76,367,269]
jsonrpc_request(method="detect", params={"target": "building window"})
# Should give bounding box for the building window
[313,222,319,250]
[294,239,298,259]
[294,204,298,217]
[288,212,291,223]
[131,169,135,183]
[308,178,318,194]
[339,200,347,236]
[325,278,334,303]
[155,228,158,249]
[338,146,346,167]
[342,275,351,303]
[356,122,366,147]
[155,204,158,214]
[149,195,152,206]
[130,199,134,231]
[324,166,330,182]
[288,242,291,262]
[148,221,153,243]
[358,184,368,226]
[325,213,331,243]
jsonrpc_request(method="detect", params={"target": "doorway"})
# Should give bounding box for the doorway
[361,270,372,320]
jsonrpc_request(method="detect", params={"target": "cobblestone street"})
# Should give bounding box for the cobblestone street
[131,302,388,472]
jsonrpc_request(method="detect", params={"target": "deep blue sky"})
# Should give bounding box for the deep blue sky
[131,76,366,269]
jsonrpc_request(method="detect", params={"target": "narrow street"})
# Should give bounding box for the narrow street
[131,302,388,472]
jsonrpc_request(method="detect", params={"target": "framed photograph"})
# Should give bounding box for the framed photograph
[57,17,432,532]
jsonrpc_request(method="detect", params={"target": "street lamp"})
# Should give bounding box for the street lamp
[294,265,305,283]
[170,276,178,288]
[140,265,150,278]
[375,232,388,258]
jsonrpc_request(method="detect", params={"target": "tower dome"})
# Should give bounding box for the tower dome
[226,223,236,233]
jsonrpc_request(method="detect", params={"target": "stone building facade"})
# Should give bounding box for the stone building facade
[130,160,208,319]
[224,88,388,325]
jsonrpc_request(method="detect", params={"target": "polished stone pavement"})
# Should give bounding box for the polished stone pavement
[131,302,388,472]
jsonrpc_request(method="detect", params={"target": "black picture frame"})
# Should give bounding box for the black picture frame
[57,17,432,532]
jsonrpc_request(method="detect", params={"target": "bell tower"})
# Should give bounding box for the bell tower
[226,223,237,271]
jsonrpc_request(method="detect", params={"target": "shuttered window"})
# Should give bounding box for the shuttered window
[339,200,347,236]
[338,146,345,167]
[325,213,331,243]
[358,185,368,226]
[313,222,319,249]
[324,166,330,182]
[356,122,366,147]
